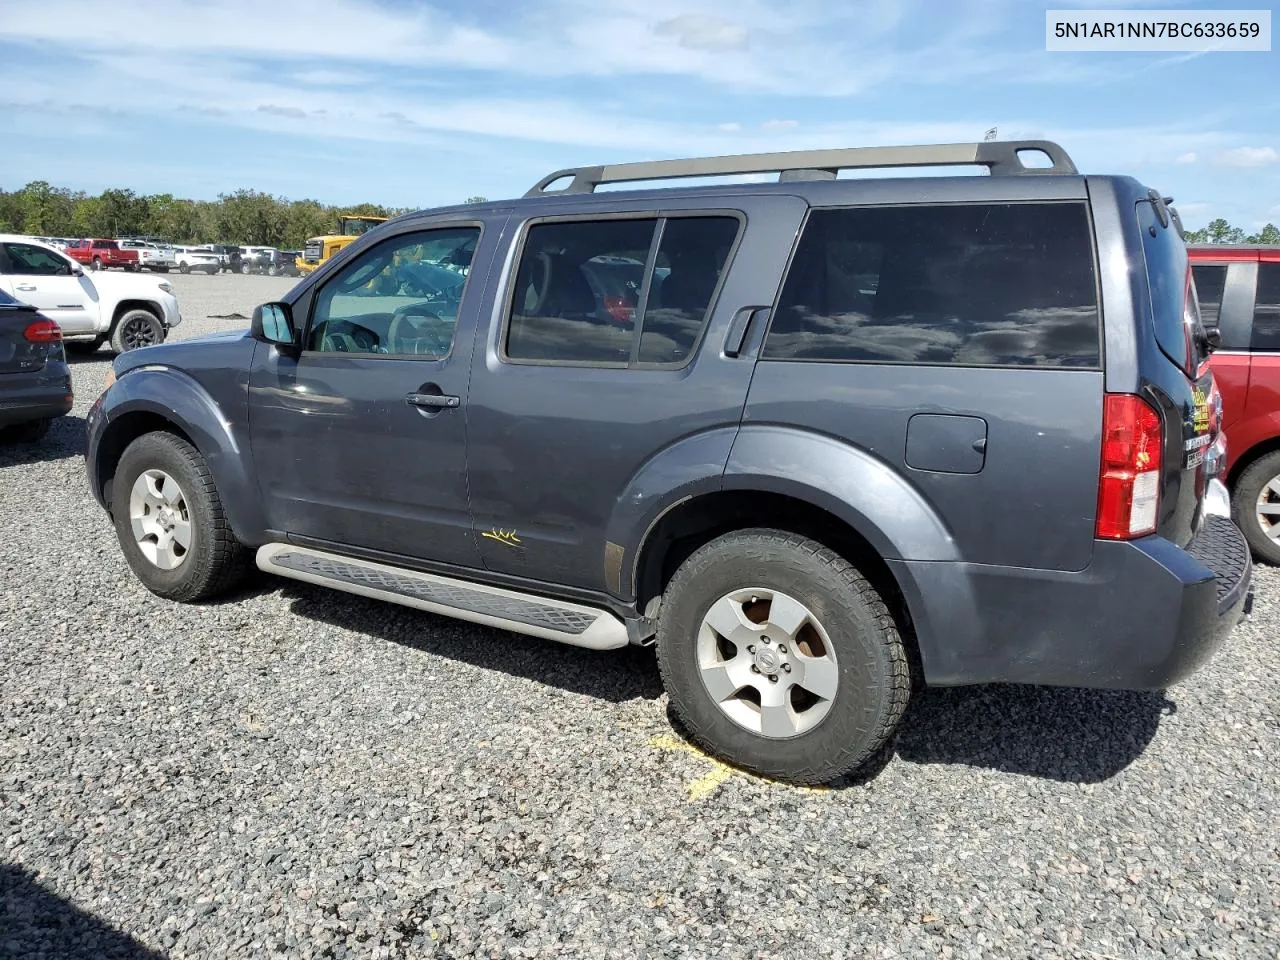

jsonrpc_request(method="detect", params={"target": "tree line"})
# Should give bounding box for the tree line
[1183,218,1279,245]
[3,179,1274,249]
[0,181,491,249]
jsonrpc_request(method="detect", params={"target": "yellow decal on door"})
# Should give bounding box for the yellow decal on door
[482,528,522,547]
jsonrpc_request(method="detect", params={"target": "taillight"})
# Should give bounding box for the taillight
[1096,393,1163,540]
[23,319,63,343]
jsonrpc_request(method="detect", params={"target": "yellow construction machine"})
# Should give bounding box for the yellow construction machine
[295,215,389,275]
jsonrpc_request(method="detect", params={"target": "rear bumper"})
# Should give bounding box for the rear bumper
[891,515,1253,691]
[0,366,73,426]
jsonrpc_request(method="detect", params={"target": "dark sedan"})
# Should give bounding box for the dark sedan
[0,289,73,442]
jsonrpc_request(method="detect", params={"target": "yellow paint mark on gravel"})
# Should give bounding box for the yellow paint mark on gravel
[648,734,830,800]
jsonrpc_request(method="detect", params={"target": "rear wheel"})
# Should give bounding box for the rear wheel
[0,419,52,443]
[91,257,102,271]
[178,261,190,274]
[111,432,248,601]
[111,308,164,353]
[655,528,910,785]
[1233,450,1280,565]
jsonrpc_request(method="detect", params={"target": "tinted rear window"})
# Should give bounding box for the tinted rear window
[1253,262,1280,351]
[763,202,1101,367]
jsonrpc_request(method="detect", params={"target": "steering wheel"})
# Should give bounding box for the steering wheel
[388,304,444,351]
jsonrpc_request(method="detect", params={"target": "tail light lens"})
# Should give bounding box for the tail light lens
[23,319,63,343]
[1096,393,1163,540]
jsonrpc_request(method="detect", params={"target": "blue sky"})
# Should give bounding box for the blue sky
[1,0,1276,230]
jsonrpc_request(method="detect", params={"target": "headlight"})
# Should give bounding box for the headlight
[158,282,173,293]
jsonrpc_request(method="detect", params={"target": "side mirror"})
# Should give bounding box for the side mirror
[1202,325,1222,353]
[251,302,299,354]
[70,262,84,276]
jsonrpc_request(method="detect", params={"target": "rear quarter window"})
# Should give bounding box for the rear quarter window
[1137,199,1204,376]
[762,201,1101,367]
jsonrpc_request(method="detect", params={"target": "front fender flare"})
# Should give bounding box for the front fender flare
[92,366,265,542]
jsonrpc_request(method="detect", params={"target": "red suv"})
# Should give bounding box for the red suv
[1190,245,1280,564]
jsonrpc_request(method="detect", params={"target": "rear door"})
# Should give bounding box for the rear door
[465,195,808,592]
[745,198,1106,571]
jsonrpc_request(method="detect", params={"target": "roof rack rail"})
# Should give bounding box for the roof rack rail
[525,140,1077,197]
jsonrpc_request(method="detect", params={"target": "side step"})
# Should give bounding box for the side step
[256,543,629,651]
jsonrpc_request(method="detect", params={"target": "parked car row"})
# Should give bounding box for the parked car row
[20,236,303,277]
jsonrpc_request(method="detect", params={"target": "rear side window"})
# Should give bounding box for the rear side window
[1190,264,1228,329]
[505,215,739,367]
[1253,263,1280,351]
[763,202,1100,367]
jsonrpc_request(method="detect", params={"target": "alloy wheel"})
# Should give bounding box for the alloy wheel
[696,588,840,739]
[128,469,191,570]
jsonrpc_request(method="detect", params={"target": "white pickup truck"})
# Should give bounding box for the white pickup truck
[118,239,176,273]
[0,235,182,353]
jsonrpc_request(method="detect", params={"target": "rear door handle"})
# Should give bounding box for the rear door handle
[15,284,37,292]
[724,306,769,358]
[405,392,460,409]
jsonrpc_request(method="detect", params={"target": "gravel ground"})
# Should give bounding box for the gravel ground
[2,272,1278,959]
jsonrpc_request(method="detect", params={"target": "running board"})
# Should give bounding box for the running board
[256,543,629,651]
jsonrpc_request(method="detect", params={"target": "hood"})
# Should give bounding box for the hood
[113,327,250,375]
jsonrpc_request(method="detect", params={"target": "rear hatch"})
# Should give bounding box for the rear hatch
[1134,192,1217,548]
[0,291,52,374]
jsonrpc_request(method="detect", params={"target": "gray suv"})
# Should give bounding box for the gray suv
[85,140,1253,785]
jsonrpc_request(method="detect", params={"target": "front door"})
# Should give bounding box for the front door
[465,196,808,593]
[0,241,99,335]
[248,221,493,567]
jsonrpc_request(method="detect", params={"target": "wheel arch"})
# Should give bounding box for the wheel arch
[110,299,164,331]
[93,372,266,543]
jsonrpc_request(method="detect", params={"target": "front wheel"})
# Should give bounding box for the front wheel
[111,308,164,353]
[1233,450,1280,565]
[655,529,910,786]
[111,432,249,602]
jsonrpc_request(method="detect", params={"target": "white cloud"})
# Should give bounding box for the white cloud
[1176,151,1197,164]
[652,14,749,51]
[762,119,799,130]
[1214,146,1279,168]
[717,122,742,132]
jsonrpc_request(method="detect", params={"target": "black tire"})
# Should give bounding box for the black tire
[178,262,190,274]
[110,308,164,353]
[240,263,250,275]
[111,431,249,602]
[655,529,910,786]
[1232,450,1280,565]
[91,257,102,271]
[0,419,52,443]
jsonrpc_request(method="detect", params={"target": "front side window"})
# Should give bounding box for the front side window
[5,243,74,276]
[764,202,1101,367]
[1253,262,1280,351]
[307,226,480,357]
[504,215,739,366]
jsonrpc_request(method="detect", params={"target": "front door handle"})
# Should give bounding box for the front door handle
[406,391,460,410]
[15,284,37,292]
